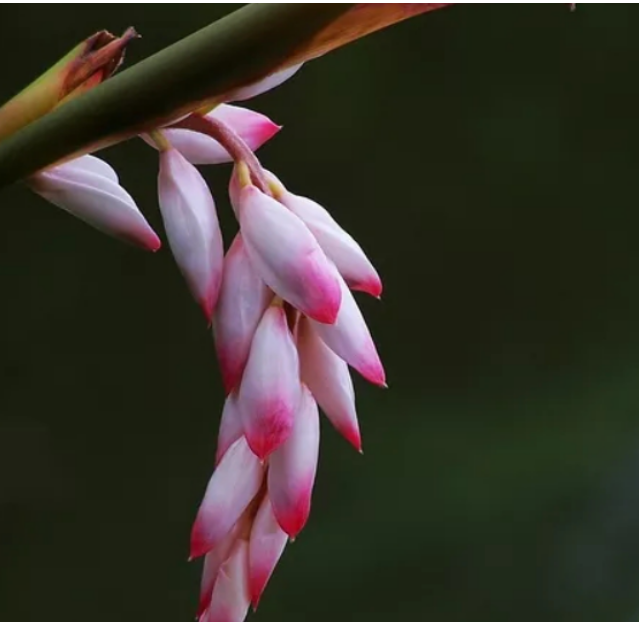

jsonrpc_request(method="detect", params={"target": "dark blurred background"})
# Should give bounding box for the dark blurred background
[0,4,637,622]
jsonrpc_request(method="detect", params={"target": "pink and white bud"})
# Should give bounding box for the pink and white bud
[190,437,263,559]
[197,523,241,617]
[237,305,301,460]
[237,184,342,324]
[158,148,224,320]
[145,105,280,165]
[215,392,244,466]
[58,154,120,183]
[28,155,160,251]
[213,234,272,394]
[266,173,381,297]
[205,539,251,622]
[248,493,288,609]
[297,317,361,452]
[311,275,386,387]
[268,387,320,538]
[226,64,303,102]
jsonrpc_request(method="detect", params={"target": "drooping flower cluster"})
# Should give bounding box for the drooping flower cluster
[26,65,384,622]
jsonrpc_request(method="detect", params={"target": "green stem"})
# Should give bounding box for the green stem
[0,4,352,188]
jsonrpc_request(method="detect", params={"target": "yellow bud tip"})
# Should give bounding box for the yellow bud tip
[236,161,252,188]
[148,129,171,152]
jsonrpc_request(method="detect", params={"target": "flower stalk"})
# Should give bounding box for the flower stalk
[175,114,270,195]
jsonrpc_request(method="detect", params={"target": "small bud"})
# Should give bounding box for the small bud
[215,392,244,466]
[298,318,361,451]
[237,184,342,324]
[248,493,288,609]
[190,438,264,560]
[197,523,241,618]
[266,170,382,297]
[237,305,301,460]
[311,273,386,387]
[158,148,224,320]
[206,540,251,622]
[143,105,281,165]
[213,234,272,394]
[28,155,160,251]
[268,387,320,538]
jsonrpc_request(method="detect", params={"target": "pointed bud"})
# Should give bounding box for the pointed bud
[58,154,119,183]
[28,155,160,251]
[190,438,263,559]
[237,306,301,459]
[268,387,320,538]
[143,105,280,165]
[213,234,272,394]
[297,318,361,451]
[267,172,382,297]
[237,184,342,324]
[197,523,241,618]
[158,148,224,320]
[248,493,288,609]
[206,539,251,622]
[311,274,386,387]
[215,392,244,466]
[226,64,303,102]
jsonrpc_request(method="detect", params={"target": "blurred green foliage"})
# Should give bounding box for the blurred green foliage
[0,4,636,622]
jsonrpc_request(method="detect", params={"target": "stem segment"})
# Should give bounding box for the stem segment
[175,114,270,194]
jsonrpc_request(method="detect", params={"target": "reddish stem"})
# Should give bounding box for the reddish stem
[173,113,270,194]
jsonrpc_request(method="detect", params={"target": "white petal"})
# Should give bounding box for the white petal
[272,181,382,297]
[267,387,320,537]
[216,392,244,465]
[213,234,272,394]
[298,317,361,451]
[237,305,301,460]
[311,274,386,386]
[158,149,224,319]
[238,185,342,324]
[29,162,160,251]
[142,105,279,165]
[190,437,264,559]
[198,524,241,618]
[227,64,303,102]
[207,539,251,622]
[57,154,119,183]
[248,493,287,607]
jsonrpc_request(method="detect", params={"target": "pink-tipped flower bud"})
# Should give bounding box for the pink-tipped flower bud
[248,493,288,609]
[197,523,241,618]
[268,387,320,538]
[28,155,160,251]
[190,437,263,560]
[213,234,272,394]
[297,317,361,451]
[158,148,224,320]
[215,392,244,466]
[237,184,342,324]
[237,305,301,460]
[311,274,386,387]
[143,105,281,165]
[205,539,251,622]
[266,171,382,297]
